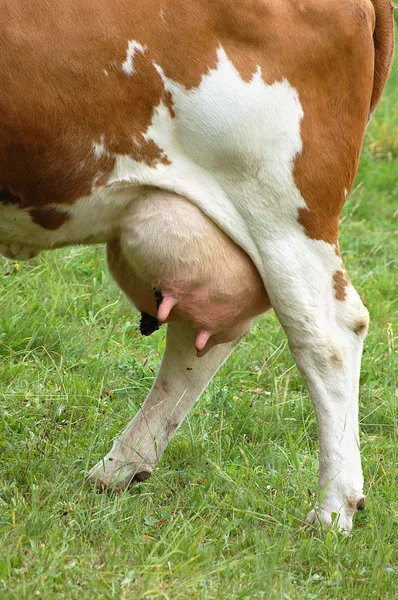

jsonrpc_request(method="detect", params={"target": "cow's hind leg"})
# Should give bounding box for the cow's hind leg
[88,242,235,489]
[253,233,369,531]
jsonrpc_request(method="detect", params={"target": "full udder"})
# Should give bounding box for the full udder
[112,191,271,356]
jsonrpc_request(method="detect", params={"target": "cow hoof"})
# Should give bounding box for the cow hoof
[87,457,153,491]
[305,507,353,533]
[305,498,365,533]
[305,507,347,532]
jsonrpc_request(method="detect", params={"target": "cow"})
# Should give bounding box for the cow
[0,0,394,532]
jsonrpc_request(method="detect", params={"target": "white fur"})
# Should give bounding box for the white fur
[0,185,140,256]
[122,40,146,76]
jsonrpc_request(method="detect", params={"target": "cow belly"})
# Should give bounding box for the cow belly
[0,182,147,259]
[110,191,271,356]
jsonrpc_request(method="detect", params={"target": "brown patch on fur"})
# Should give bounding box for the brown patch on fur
[333,270,349,301]
[293,0,376,244]
[298,209,340,245]
[353,318,369,336]
[164,90,176,119]
[29,207,71,230]
[294,0,394,242]
[1,1,176,208]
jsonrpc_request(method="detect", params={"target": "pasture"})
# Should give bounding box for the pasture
[1,38,397,600]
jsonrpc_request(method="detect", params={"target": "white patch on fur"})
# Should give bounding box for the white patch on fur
[0,186,141,254]
[122,40,146,76]
[92,137,106,160]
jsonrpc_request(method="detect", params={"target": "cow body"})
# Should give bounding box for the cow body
[0,0,394,531]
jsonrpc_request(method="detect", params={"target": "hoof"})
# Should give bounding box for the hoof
[305,507,353,533]
[87,457,153,491]
[305,493,365,533]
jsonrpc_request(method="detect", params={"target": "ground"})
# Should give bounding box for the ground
[0,33,397,600]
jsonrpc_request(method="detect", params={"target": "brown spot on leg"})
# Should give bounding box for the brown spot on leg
[29,207,71,230]
[353,318,368,337]
[333,270,349,301]
[330,348,344,369]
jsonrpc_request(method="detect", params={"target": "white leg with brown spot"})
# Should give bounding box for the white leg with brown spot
[88,321,235,489]
[302,281,369,530]
[250,233,369,532]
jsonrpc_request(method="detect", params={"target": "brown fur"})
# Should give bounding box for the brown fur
[333,270,350,301]
[0,0,394,236]
[353,318,369,336]
[29,207,71,230]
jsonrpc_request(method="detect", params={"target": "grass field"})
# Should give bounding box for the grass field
[1,40,397,600]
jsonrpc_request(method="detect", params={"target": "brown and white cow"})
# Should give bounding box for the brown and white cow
[0,0,394,531]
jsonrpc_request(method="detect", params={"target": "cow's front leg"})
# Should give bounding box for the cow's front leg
[88,321,235,490]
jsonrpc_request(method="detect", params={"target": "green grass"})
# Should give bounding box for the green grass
[1,50,397,600]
